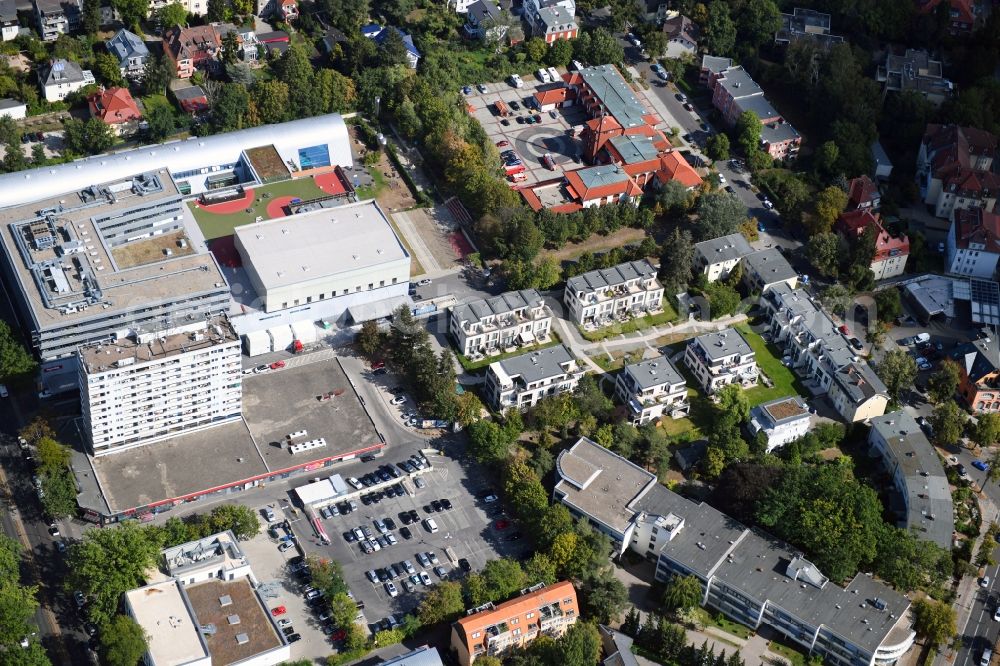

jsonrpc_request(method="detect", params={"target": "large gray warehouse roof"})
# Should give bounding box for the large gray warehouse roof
[234,200,408,290]
[0,114,353,209]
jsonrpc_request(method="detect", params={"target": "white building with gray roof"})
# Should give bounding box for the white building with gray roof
[683,327,758,394]
[563,259,662,327]
[449,289,552,358]
[553,437,917,666]
[742,248,799,293]
[106,29,150,79]
[38,58,94,102]
[868,411,954,550]
[695,233,754,282]
[614,355,688,424]
[747,395,811,452]
[484,344,584,411]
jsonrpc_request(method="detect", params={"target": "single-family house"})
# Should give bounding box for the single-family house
[163,24,221,79]
[747,396,811,452]
[35,0,81,41]
[38,58,94,102]
[484,345,584,411]
[950,334,1000,413]
[87,86,142,135]
[106,29,150,79]
[463,0,507,41]
[945,207,1000,279]
[916,124,998,221]
[662,13,698,57]
[1,0,18,41]
[694,233,753,282]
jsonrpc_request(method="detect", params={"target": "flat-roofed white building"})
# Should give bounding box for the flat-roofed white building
[694,233,753,282]
[683,328,758,394]
[747,395,810,452]
[563,260,663,327]
[614,355,688,424]
[742,248,799,294]
[485,345,584,411]
[449,289,552,358]
[125,530,290,666]
[78,315,242,456]
[234,200,410,319]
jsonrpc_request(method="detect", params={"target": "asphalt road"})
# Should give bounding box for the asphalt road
[957,544,1000,666]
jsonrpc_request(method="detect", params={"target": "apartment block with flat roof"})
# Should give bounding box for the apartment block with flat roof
[615,356,688,424]
[683,328,758,394]
[563,259,662,327]
[78,315,242,456]
[449,289,552,358]
[747,395,810,452]
[694,233,753,282]
[451,582,579,665]
[485,345,584,411]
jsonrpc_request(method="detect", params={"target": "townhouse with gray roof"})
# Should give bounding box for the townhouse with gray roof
[553,437,917,666]
[1,0,18,41]
[683,328,758,394]
[868,411,954,550]
[484,344,584,411]
[106,29,150,79]
[614,355,688,424]
[695,233,753,282]
[449,289,552,358]
[563,260,663,328]
[760,284,888,422]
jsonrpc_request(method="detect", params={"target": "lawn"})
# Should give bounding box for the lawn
[767,639,809,666]
[355,166,387,201]
[579,306,680,342]
[734,323,807,406]
[187,178,330,240]
[457,330,563,372]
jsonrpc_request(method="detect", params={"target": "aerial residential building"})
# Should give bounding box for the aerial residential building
[125,531,291,666]
[35,0,81,41]
[382,647,446,666]
[163,24,221,79]
[563,259,663,327]
[836,210,909,280]
[523,0,575,36]
[532,5,577,43]
[699,54,732,84]
[563,164,643,208]
[599,626,640,666]
[694,233,753,282]
[79,316,242,456]
[213,22,262,65]
[847,175,881,210]
[707,65,801,159]
[552,437,917,666]
[868,411,954,549]
[87,86,142,135]
[234,200,410,318]
[484,345,584,411]
[774,7,843,48]
[760,120,801,160]
[683,328,758,394]
[173,84,209,114]
[615,356,688,424]
[945,208,1000,278]
[662,13,698,57]
[760,284,887,422]
[106,29,150,79]
[0,98,26,119]
[915,0,977,35]
[877,49,954,105]
[148,0,208,17]
[950,335,1000,412]
[655,151,703,189]
[741,248,798,293]
[463,0,507,41]
[917,124,999,221]
[38,58,95,102]
[369,26,421,69]
[449,290,552,358]
[451,581,579,666]
[747,396,810,452]
[2,0,19,41]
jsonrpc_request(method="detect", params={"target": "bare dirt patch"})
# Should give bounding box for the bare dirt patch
[111,230,195,268]
[541,227,648,263]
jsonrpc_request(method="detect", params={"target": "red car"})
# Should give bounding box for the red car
[371,361,385,370]
[270,605,287,617]
[494,519,511,531]
[838,324,849,335]
[270,360,286,370]
[496,140,510,148]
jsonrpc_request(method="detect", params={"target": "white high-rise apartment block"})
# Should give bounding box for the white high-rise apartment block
[79,316,242,456]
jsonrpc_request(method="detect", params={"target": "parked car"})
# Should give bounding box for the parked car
[477,83,487,93]
[510,74,523,88]
[385,581,399,597]
[973,459,990,472]
[271,606,287,617]
[269,360,285,369]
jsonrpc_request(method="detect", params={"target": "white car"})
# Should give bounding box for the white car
[477,83,487,93]
[483,494,499,503]
[390,396,407,405]
[417,278,431,286]
[278,618,293,627]
[385,581,398,597]
[982,575,991,588]
[628,33,642,47]
[762,199,774,210]
[419,572,432,585]
[717,173,726,185]
[38,389,52,399]
[510,74,524,88]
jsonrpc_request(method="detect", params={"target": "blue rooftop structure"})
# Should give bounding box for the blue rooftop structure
[607,134,659,163]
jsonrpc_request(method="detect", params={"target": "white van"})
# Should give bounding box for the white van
[537,68,551,83]
[510,73,524,88]
[423,518,439,533]
[547,67,560,83]
[981,648,992,666]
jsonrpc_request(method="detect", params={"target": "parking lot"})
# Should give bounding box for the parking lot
[296,449,528,625]
[239,505,331,661]
[464,72,590,186]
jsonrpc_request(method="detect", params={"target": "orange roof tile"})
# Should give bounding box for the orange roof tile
[656,151,701,188]
[454,581,578,649]
[534,86,576,106]
[88,87,142,125]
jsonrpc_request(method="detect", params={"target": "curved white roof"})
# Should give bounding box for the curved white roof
[0,113,353,209]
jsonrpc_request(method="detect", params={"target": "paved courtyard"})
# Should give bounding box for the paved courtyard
[464,74,589,186]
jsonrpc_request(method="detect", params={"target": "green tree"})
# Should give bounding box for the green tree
[703,281,741,318]
[100,615,149,666]
[808,186,848,235]
[68,522,160,625]
[735,110,762,157]
[703,0,736,55]
[479,558,528,601]
[738,0,781,47]
[211,83,253,132]
[814,140,840,180]
[972,413,1000,449]
[927,360,962,404]
[663,574,703,611]
[525,37,548,62]
[912,598,956,648]
[875,350,918,402]
[275,44,319,119]
[82,0,101,33]
[39,469,77,518]
[873,526,952,592]
[656,179,692,216]
[467,419,513,465]
[556,621,602,665]
[417,580,464,624]
[112,0,149,28]
[378,28,409,68]
[874,289,903,323]
[706,133,730,161]
[546,39,574,67]
[157,2,188,27]
[207,504,260,540]
[0,320,37,381]
[0,536,42,651]
[355,320,384,360]
[929,400,966,447]
[696,192,745,241]
[63,118,115,156]
[142,56,172,96]
[807,232,843,278]
[144,103,178,142]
